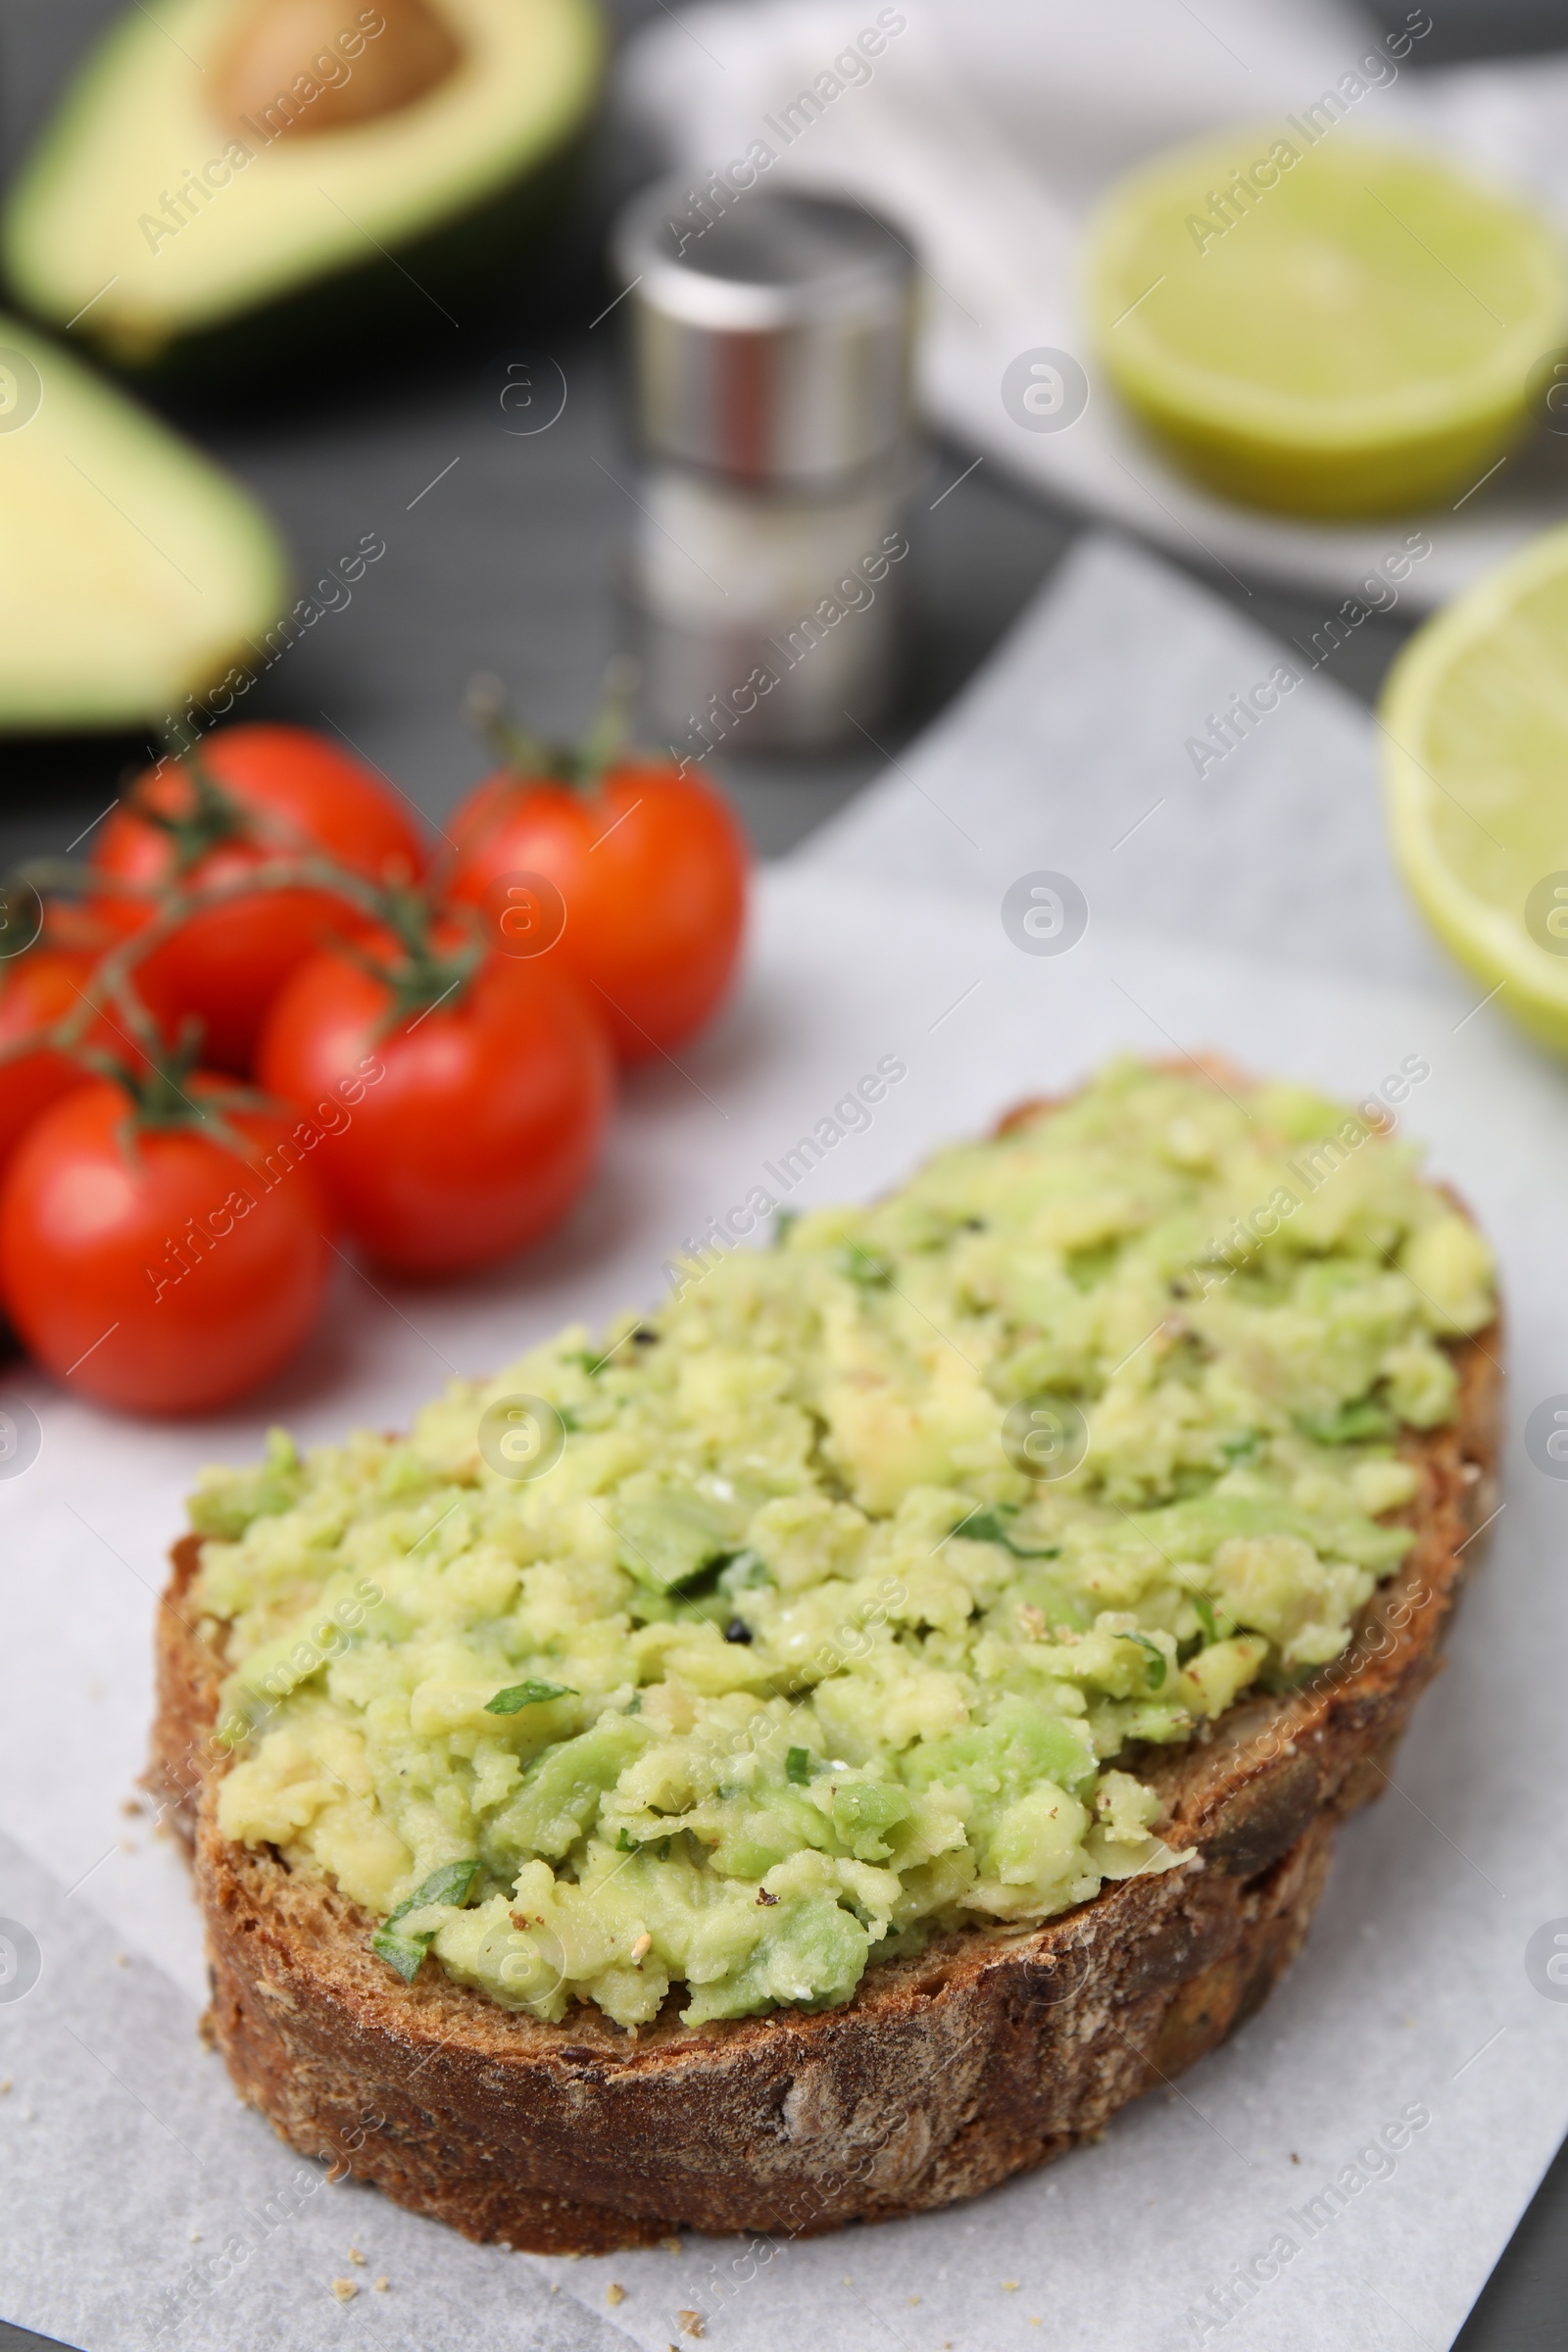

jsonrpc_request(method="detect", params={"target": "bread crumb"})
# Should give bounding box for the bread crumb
[113,1952,128,1967]
[0,2080,10,2094]
[630,1933,652,1964]
[1030,2319,1042,2328]
[662,2235,682,2254]
[348,2247,366,2265]
[331,2278,358,2302]
[1290,2152,1299,2165]
[677,2315,705,2339]
[188,2231,201,2243]
[607,2283,626,2307]
[373,2278,389,2292]
[1003,2278,1020,2290]
[122,1799,142,1818]
[908,2295,920,2305]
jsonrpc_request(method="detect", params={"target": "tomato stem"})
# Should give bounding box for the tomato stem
[460,657,644,793]
[576,655,642,788]
[137,747,253,875]
[461,673,563,778]
[83,1020,276,1160]
[0,850,398,1072]
[0,760,502,1073]
[337,886,483,1034]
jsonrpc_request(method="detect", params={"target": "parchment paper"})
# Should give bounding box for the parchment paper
[4,543,1568,2352]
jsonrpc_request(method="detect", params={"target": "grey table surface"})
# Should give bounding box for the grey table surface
[0,3,1563,2345]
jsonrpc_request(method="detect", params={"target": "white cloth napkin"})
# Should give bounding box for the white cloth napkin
[616,0,1568,607]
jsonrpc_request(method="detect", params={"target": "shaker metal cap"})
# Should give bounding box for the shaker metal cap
[612,181,916,486]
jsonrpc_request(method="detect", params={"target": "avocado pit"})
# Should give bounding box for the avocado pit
[213,0,464,141]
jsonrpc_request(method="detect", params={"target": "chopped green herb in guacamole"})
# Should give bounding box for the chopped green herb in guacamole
[192,1061,1494,2032]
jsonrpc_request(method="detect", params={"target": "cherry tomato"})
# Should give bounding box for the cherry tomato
[91,725,426,1074]
[443,760,747,1062]
[0,1079,333,1415]
[0,947,107,1182]
[37,898,122,957]
[256,935,613,1274]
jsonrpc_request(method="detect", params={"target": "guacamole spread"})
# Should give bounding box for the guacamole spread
[192,1060,1494,2031]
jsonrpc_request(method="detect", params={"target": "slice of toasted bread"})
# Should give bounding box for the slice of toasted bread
[148,1127,1501,2255]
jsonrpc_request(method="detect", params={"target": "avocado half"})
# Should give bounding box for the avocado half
[0,315,287,728]
[1,0,606,374]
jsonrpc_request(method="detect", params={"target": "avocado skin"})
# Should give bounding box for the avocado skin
[57,116,598,387]
[1,0,609,386]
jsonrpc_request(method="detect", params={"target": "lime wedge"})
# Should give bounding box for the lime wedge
[1380,521,1568,1050]
[1087,131,1565,515]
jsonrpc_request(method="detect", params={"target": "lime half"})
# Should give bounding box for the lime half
[1381,522,1568,1051]
[1088,130,1566,515]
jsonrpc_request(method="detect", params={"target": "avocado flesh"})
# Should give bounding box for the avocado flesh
[2,0,605,369]
[0,317,287,727]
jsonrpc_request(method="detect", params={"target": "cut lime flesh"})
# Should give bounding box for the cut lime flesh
[1380,519,1568,1051]
[1088,129,1566,517]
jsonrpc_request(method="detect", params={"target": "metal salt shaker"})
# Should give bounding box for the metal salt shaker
[612,183,917,758]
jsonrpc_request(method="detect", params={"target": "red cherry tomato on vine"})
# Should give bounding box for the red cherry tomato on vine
[0,1079,333,1415]
[257,934,613,1275]
[90,724,426,1074]
[37,899,122,957]
[444,760,748,1062]
[0,946,113,1182]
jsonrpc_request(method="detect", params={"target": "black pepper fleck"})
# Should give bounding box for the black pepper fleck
[723,1618,753,1644]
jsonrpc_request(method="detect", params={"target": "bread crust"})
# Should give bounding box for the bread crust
[149,1136,1502,2253]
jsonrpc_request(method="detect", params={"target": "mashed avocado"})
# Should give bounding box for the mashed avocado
[191,1061,1494,2032]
